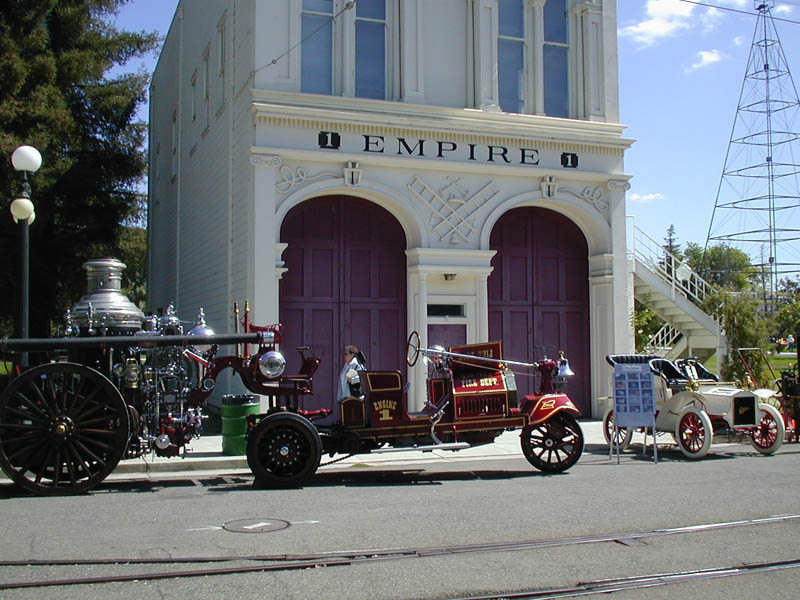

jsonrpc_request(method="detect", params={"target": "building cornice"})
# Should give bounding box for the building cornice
[250,90,634,156]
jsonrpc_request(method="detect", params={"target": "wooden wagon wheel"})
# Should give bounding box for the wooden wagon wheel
[521,412,584,473]
[0,362,130,495]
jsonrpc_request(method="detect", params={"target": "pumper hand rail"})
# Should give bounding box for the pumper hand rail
[2,332,269,351]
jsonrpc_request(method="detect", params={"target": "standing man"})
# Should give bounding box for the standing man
[338,345,365,401]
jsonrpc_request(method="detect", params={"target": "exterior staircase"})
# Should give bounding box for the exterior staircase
[630,223,724,359]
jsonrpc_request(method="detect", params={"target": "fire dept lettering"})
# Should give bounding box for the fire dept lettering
[372,398,398,421]
[460,377,499,388]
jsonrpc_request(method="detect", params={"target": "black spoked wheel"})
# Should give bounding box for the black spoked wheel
[246,412,322,488]
[521,412,584,473]
[0,362,130,495]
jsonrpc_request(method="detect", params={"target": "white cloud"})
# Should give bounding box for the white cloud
[619,0,694,46]
[629,193,665,204]
[732,35,745,46]
[687,49,725,71]
[775,4,794,14]
[619,0,751,47]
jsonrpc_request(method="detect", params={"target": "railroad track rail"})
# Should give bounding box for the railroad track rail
[1,514,798,591]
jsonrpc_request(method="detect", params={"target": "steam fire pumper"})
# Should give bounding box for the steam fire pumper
[0,259,584,494]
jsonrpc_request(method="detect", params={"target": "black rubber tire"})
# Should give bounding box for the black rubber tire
[521,412,584,473]
[0,362,130,495]
[246,412,322,487]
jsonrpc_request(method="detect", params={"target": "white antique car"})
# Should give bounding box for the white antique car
[603,354,785,459]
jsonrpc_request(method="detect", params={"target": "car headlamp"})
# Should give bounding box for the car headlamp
[258,350,286,379]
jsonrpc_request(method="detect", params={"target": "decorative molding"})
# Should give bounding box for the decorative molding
[343,161,362,187]
[250,153,281,167]
[408,175,498,244]
[541,175,559,199]
[607,179,631,192]
[275,242,288,280]
[275,164,339,195]
[561,184,609,213]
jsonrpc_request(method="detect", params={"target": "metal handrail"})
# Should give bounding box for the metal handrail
[643,323,682,355]
[629,223,716,308]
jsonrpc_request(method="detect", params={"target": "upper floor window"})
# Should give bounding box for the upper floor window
[495,0,570,118]
[301,0,334,95]
[300,0,390,99]
[355,1,386,99]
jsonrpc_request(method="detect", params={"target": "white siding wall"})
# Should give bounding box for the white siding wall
[148,6,182,312]
[150,0,255,333]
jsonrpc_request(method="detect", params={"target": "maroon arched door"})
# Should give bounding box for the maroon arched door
[488,207,590,414]
[279,196,407,417]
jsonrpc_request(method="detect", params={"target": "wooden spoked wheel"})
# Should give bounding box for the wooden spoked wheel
[0,362,130,495]
[602,409,633,451]
[521,412,584,473]
[675,406,713,459]
[749,404,785,455]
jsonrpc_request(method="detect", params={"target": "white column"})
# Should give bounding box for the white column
[529,0,546,115]
[407,267,429,412]
[340,0,356,97]
[400,0,425,103]
[575,1,605,121]
[475,273,490,342]
[250,153,282,324]
[471,0,500,111]
[608,179,633,353]
[589,253,614,419]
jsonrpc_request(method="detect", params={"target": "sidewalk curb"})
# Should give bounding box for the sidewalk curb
[3,421,767,483]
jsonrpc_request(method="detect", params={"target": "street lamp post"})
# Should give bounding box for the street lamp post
[10,145,42,352]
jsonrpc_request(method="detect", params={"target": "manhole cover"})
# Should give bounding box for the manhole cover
[222,518,291,533]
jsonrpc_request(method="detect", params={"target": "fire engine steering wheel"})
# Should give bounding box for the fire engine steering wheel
[406,331,421,367]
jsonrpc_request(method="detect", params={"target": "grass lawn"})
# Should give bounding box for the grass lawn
[702,351,797,382]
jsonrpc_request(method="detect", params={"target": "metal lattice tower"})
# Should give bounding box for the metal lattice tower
[704,0,800,310]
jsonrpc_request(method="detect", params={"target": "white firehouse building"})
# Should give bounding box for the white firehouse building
[148,0,637,418]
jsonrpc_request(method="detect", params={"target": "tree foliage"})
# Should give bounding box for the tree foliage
[684,242,756,291]
[774,277,800,339]
[0,0,158,336]
[702,288,770,384]
[633,298,663,352]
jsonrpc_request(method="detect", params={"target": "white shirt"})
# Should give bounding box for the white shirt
[337,356,363,401]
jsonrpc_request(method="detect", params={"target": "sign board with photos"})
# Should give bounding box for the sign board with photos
[613,363,657,428]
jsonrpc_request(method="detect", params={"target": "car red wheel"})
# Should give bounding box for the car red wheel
[749,404,785,455]
[602,409,633,450]
[675,406,712,459]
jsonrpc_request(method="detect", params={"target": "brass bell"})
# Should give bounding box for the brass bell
[557,351,574,377]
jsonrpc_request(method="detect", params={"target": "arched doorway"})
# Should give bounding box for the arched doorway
[279,196,407,417]
[488,207,590,414]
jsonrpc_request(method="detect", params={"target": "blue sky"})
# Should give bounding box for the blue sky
[115,0,800,259]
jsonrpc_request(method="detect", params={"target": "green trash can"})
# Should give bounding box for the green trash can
[221,394,261,456]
